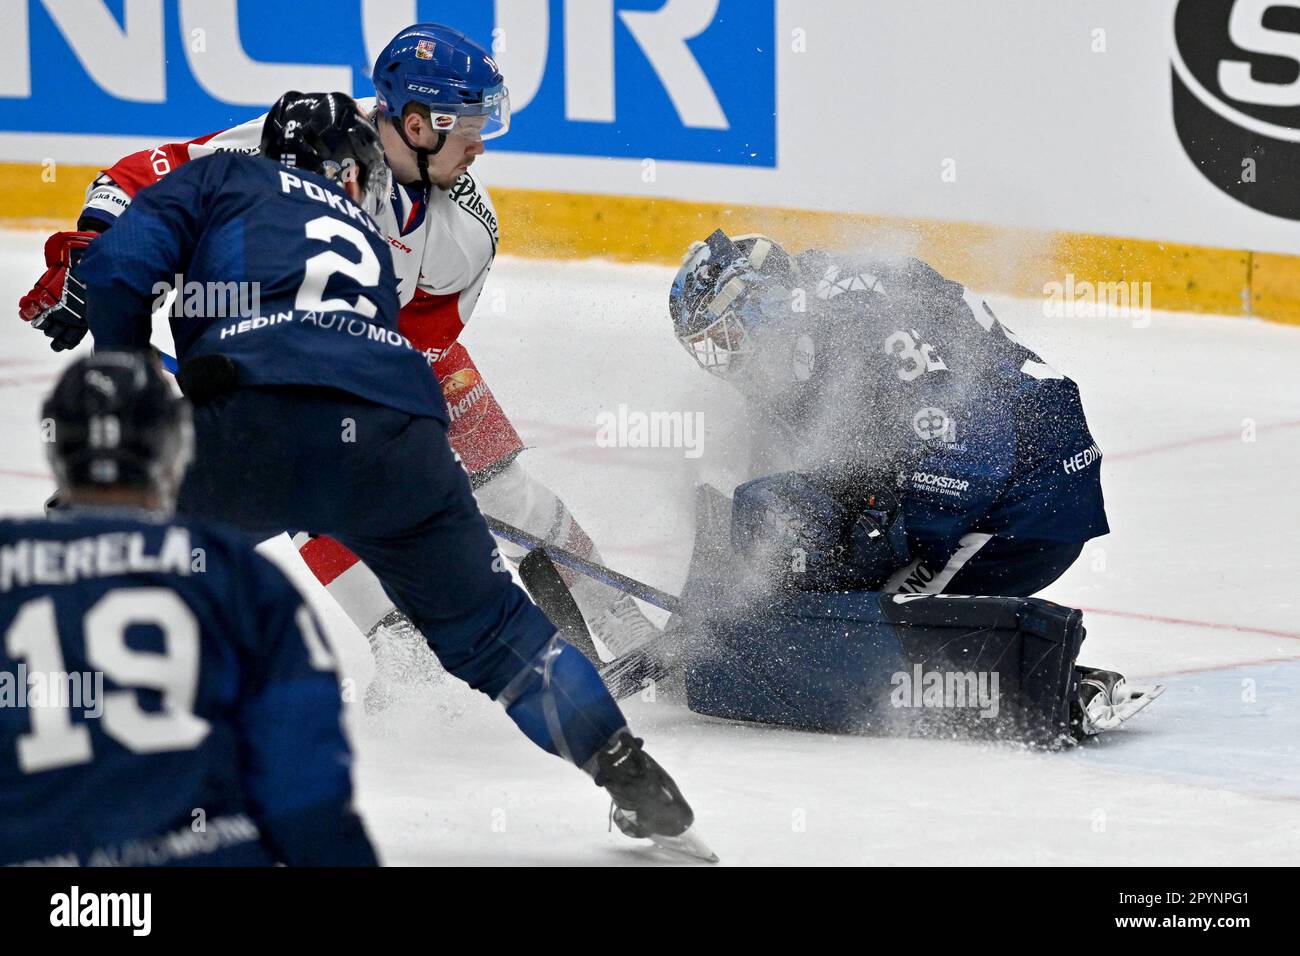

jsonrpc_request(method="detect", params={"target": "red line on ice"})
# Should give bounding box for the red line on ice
[0,372,57,388]
[1078,605,1300,642]
[1106,418,1300,462]
[1145,655,1300,678]
[0,358,49,369]
[0,468,51,481]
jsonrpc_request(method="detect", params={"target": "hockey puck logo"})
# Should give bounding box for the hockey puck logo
[1172,0,1300,218]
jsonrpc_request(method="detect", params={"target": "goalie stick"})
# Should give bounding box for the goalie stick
[484,485,741,698]
[483,515,681,614]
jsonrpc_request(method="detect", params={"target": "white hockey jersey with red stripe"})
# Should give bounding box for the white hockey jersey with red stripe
[80,99,498,363]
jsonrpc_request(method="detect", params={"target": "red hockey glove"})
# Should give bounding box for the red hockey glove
[18,230,98,351]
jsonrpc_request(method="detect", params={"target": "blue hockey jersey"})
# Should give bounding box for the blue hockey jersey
[735,251,1109,567]
[78,152,445,421]
[0,509,375,866]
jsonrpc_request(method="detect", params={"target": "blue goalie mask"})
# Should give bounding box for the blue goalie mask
[669,230,792,377]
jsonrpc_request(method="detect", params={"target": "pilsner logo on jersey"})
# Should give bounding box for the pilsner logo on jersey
[449,174,498,248]
[1172,0,1300,218]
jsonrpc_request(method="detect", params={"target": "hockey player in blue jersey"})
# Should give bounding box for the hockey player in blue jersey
[672,230,1110,598]
[36,93,711,860]
[0,351,377,866]
[604,230,1159,744]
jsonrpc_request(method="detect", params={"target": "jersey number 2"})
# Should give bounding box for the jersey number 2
[295,216,382,319]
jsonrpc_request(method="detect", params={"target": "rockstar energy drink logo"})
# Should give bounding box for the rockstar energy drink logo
[442,367,490,430]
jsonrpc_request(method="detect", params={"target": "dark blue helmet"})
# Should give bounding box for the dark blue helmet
[42,351,193,509]
[261,91,388,208]
[371,24,509,140]
[669,230,792,377]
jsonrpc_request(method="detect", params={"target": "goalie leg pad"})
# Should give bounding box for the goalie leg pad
[683,591,1084,746]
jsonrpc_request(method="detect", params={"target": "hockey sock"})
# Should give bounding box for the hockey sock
[496,634,629,769]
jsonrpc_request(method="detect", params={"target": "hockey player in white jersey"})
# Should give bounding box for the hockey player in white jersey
[17,24,659,705]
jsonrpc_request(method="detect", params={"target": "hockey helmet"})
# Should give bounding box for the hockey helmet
[42,351,193,511]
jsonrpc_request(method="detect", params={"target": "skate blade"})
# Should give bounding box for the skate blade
[647,826,720,864]
[1093,683,1166,732]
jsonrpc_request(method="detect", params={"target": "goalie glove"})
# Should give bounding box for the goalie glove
[732,471,911,592]
[18,230,98,352]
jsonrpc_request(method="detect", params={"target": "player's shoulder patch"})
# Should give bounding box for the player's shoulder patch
[816,261,887,301]
[446,172,498,251]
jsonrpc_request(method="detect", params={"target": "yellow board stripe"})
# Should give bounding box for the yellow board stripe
[2,162,1293,325]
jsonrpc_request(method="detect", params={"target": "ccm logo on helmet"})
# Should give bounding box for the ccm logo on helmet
[405,85,504,109]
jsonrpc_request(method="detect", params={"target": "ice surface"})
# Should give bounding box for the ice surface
[2,230,1297,865]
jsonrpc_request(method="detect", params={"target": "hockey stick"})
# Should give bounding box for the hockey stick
[516,547,603,662]
[483,515,681,614]
[484,515,683,696]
